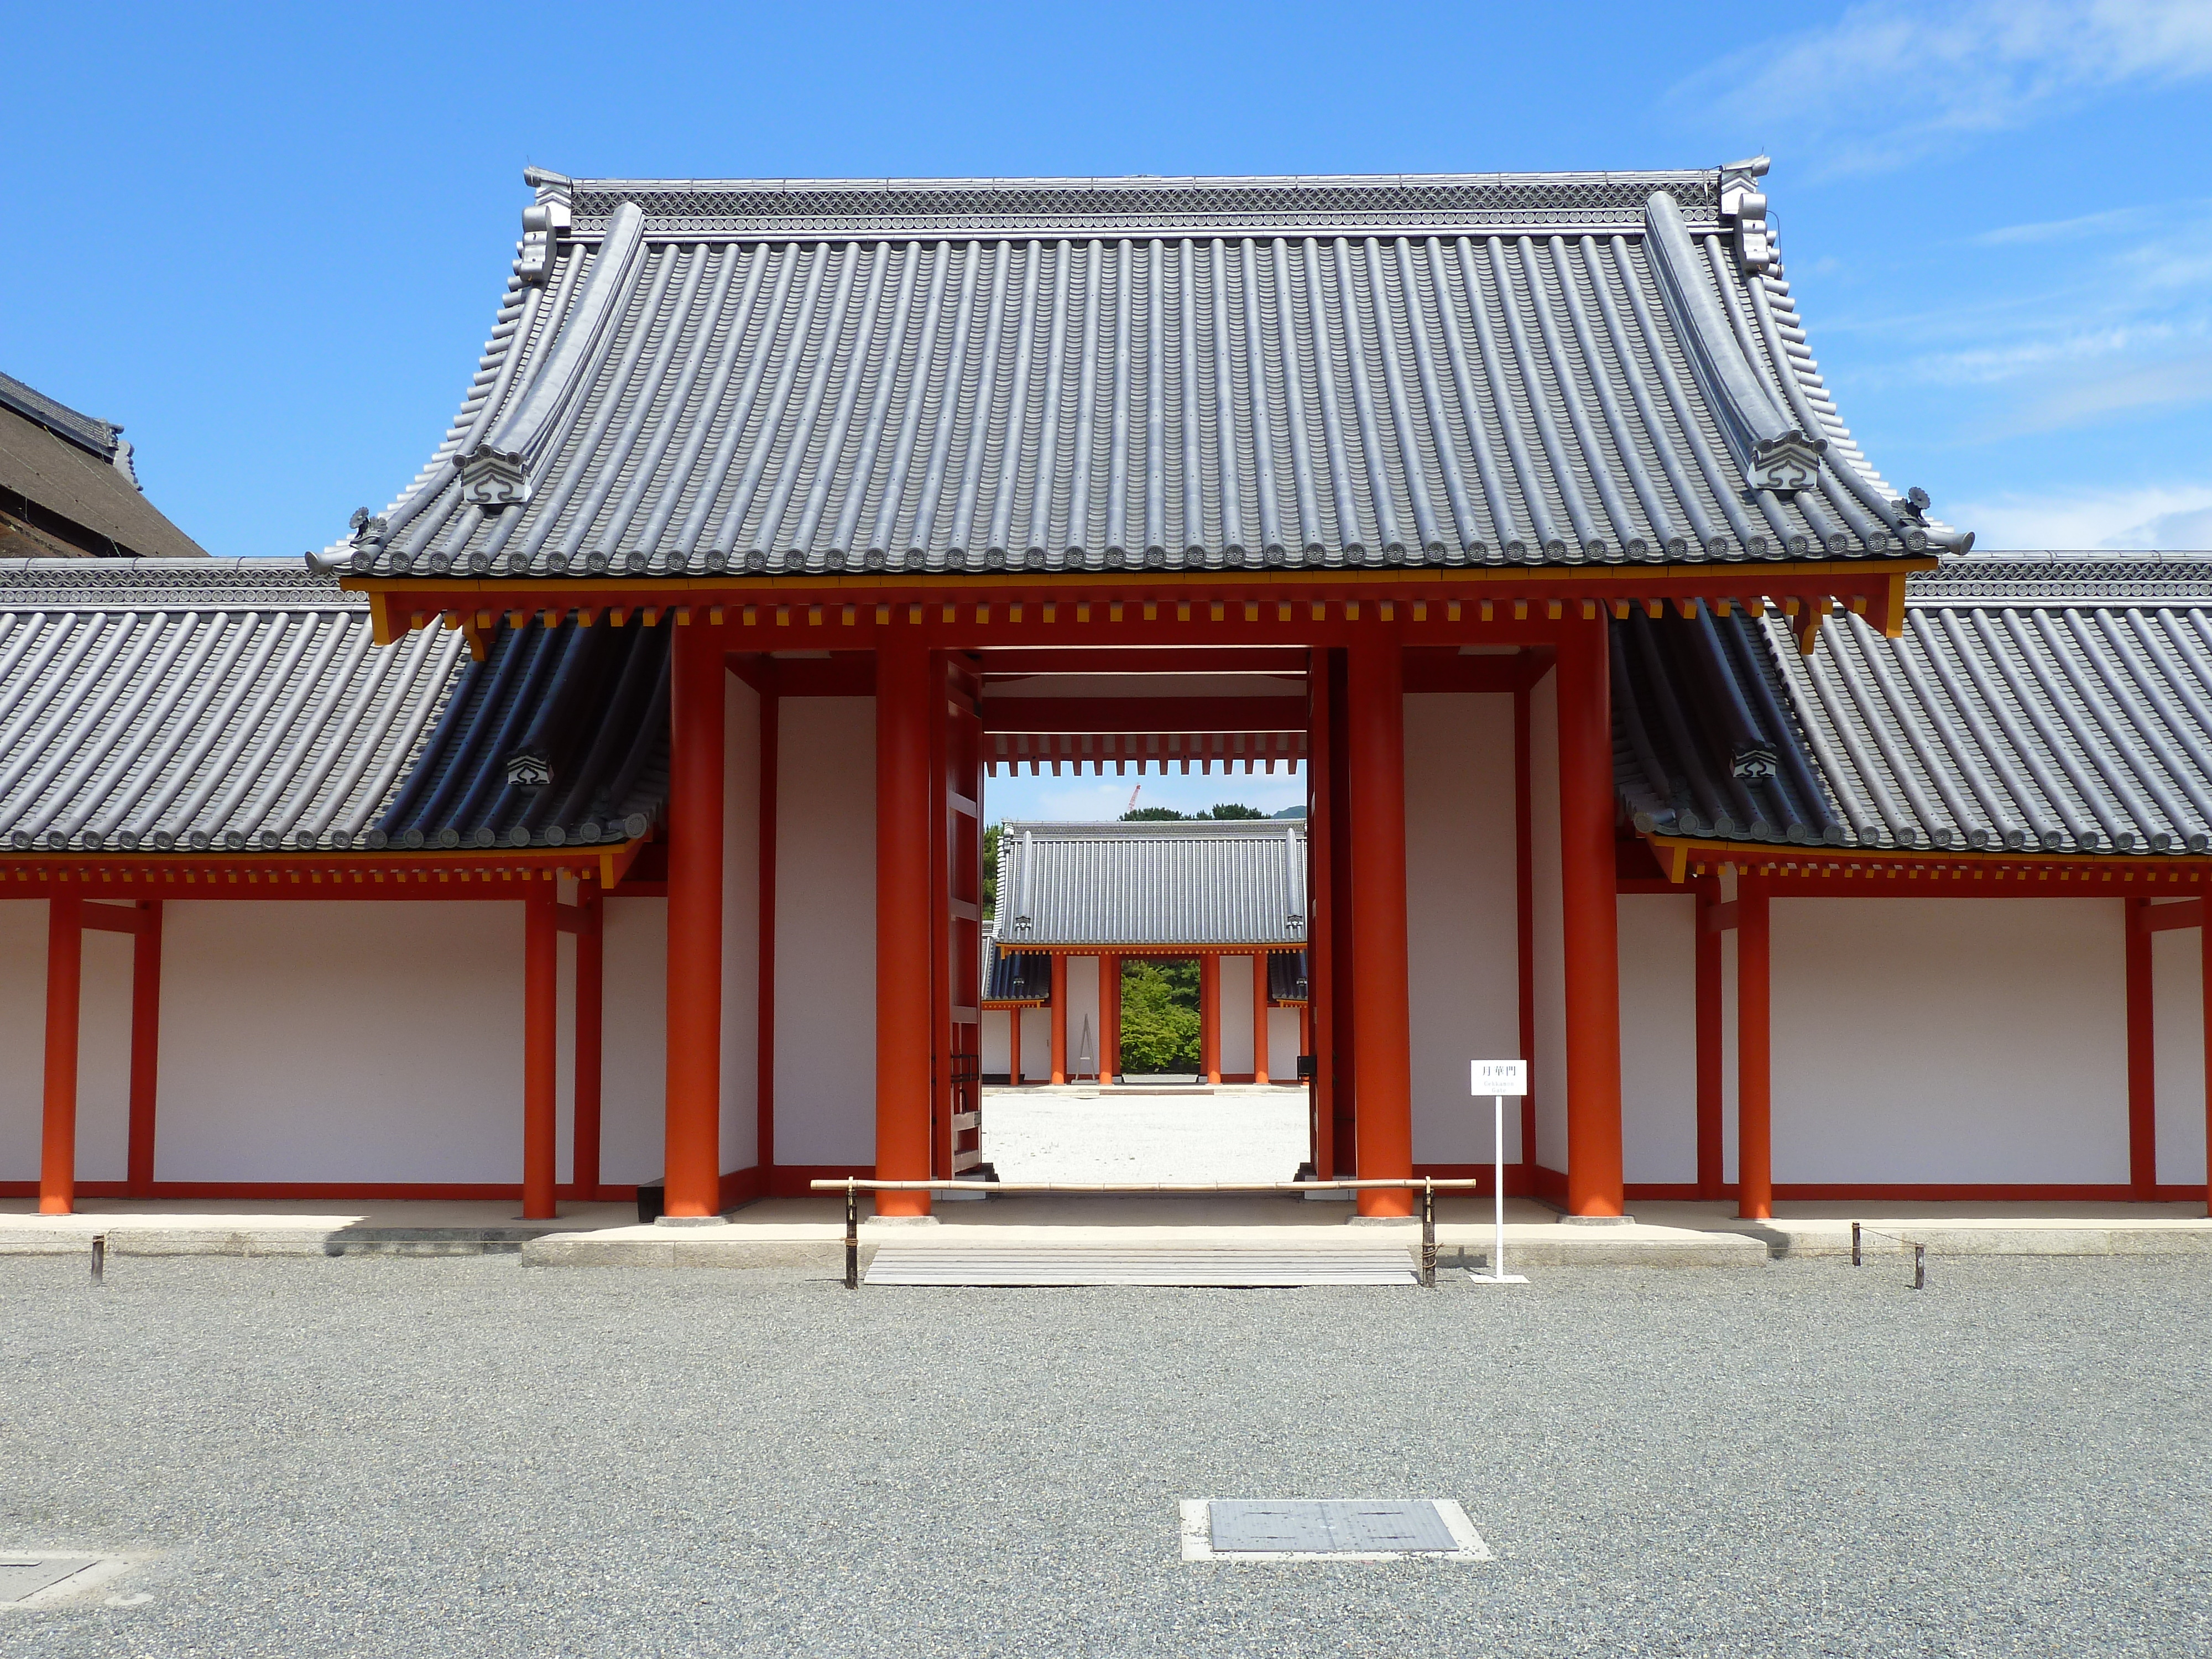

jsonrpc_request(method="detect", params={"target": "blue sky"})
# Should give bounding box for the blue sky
[7,0,2210,566]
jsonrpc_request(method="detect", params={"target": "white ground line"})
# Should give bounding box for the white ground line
[1178,1500,1492,1563]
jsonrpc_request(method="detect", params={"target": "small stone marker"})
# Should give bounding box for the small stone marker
[0,1558,102,1603]
[1181,1499,1490,1561]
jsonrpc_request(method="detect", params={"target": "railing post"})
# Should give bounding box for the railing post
[844,1179,859,1291]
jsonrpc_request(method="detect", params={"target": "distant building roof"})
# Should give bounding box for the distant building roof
[0,371,207,560]
[1616,553,2212,856]
[994,818,1308,948]
[326,161,1963,581]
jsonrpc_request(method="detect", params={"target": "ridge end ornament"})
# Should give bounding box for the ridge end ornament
[1747,430,1826,496]
[505,748,553,794]
[458,445,529,508]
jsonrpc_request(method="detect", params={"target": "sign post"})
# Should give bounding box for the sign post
[1469,1061,1530,1285]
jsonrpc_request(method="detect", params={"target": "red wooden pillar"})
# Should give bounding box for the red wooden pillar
[1513,683,1537,1185]
[522,882,559,1219]
[2124,898,2155,1201]
[1736,868,1773,1221]
[1346,633,1413,1218]
[573,885,603,1199]
[1049,954,1069,1085]
[1200,952,1222,1086]
[1556,616,1624,1218]
[875,630,934,1217]
[756,684,779,1181]
[1250,956,1269,1086]
[664,621,725,1219]
[39,894,84,1216]
[1694,880,1724,1201]
[1099,953,1119,1082]
[2200,892,2212,1216]
[124,900,164,1197]
[1307,650,1338,1180]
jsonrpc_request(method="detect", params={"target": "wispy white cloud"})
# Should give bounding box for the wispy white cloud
[1947,482,2212,548]
[1676,1,2212,174]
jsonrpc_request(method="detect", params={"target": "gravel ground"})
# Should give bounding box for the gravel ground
[3,1254,2209,1657]
[982,1087,1310,1183]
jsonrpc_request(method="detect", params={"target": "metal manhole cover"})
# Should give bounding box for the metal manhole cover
[0,1557,104,1604]
[1181,1500,1490,1561]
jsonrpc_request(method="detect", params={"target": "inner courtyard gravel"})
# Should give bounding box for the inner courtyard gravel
[3,1251,2207,1656]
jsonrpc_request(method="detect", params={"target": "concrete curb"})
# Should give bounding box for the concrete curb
[0,1227,562,1258]
[1735,1224,2212,1258]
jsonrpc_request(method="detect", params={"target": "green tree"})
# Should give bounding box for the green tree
[1117,957,1201,1073]
[982,822,1003,920]
[1121,806,1188,821]
[1202,803,1265,818]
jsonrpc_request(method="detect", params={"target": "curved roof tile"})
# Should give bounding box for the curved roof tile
[327,168,1963,582]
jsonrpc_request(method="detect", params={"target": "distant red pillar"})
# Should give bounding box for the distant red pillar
[1250,956,1269,1086]
[1736,869,1773,1221]
[2124,898,2154,1201]
[2200,891,2212,1217]
[1694,881,1724,1202]
[573,885,603,1199]
[1556,616,1624,1217]
[1099,953,1119,1082]
[1200,953,1222,1086]
[664,622,725,1219]
[39,894,83,1217]
[1346,634,1413,1218]
[1049,954,1069,1086]
[522,883,559,1219]
[124,900,164,1197]
[875,630,935,1217]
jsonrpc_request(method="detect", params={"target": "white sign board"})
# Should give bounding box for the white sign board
[1471,1060,1528,1097]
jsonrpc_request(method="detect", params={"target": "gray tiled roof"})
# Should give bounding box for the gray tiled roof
[327,165,1961,582]
[1617,555,2212,856]
[0,558,671,857]
[0,560,460,852]
[994,819,1308,947]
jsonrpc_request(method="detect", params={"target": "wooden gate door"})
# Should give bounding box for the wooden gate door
[931,652,989,1182]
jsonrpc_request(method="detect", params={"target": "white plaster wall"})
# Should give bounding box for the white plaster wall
[773,698,875,1165]
[1019,1006,1049,1082]
[0,901,46,1182]
[980,1008,1011,1076]
[599,898,667,1185]
[1267,1006,1303,1079]
[1618,893,1697,1185]
[1528,672,1567,1170]
[70,930,133,1183]
[155,901,526,1183]
[2151,925,2208,1188]
[1770,898,2127,1183]
[1066,954,1102,1077]
[721,672,762,1173]
[1218,956,1256,1075]
[1404,693,1522,1165]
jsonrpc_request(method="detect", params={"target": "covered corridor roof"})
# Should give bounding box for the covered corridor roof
[0,559,666,854]
[324,162,1965,583]
[1615,555,2212,856]
[993,818,1308,948]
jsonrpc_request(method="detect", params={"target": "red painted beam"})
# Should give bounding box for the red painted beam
[979,697,1307,734]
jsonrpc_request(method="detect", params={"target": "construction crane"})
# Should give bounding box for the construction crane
[1125,782,1142,815]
